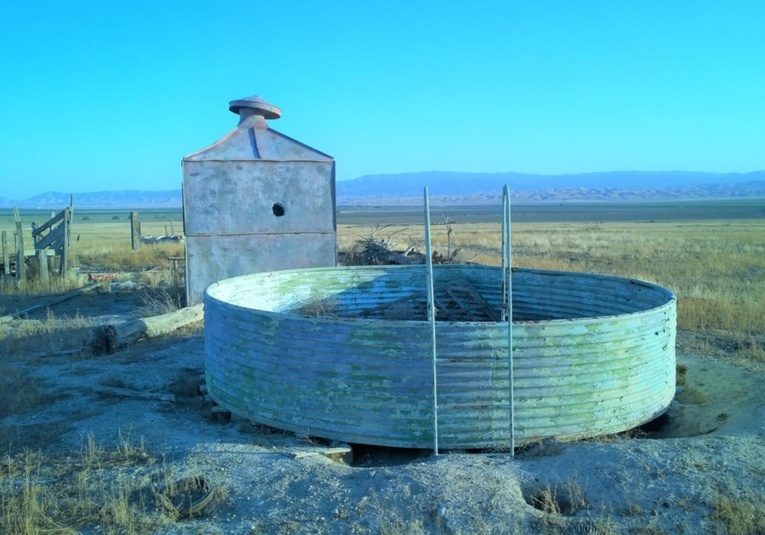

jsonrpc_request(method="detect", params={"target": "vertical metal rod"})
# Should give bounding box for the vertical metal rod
[501,193,508,322]
[424,187,439,456]
[502,185,515,456]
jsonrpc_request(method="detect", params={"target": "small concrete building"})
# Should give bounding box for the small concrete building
[182,95,336,305]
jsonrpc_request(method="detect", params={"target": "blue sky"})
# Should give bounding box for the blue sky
[1,1,763,200]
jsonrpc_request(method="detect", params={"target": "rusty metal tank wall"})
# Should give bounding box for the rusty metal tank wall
[204,265,676,449]
[182,95,336,305]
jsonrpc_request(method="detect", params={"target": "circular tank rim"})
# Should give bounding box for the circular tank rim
[204,264,676,326]
[203,263,677,448]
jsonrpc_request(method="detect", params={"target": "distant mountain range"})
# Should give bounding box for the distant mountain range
[0,190,183,209]
[2,171,764,208]
[337,171,765,205]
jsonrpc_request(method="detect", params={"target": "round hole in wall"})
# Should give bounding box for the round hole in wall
[272,203,285,217]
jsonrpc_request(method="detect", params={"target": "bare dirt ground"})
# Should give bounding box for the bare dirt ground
[2,289,765,534]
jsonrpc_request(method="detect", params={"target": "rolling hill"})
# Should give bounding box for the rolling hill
[2,171,764,208]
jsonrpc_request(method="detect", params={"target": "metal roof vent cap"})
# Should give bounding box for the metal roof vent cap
[228,95,281,124]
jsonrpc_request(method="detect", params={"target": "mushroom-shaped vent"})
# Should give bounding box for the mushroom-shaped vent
[228,95,282,120]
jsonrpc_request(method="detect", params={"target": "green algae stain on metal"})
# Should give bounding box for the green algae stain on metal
[205,265,676,449]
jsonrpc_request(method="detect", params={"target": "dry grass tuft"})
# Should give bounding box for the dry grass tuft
[710,492,765,534]
[0,312,92,359]
[74,239,183,273]
[0,431,223,535]
[0,275,85,297]
[295,297,339,318]
[134,287,184,316]
[525,479,588,517]
[0,433,175,535]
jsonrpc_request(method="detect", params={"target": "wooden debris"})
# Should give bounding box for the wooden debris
[0,283,99,324]
[89,304,203,354]
[440,280,501,321]
[358,279,501,322]
[93,385,175,403]
[291,444,352,462]
[342,236,425,266]
[88,272,119,282]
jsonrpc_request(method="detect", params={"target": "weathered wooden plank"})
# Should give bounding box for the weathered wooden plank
[1,231,8,276]
[130,212,141,251]
[90,304,204,354]
[60,209,69,275]
[31,209,65,238]
[67,197,73,248]
[23,249,55,257]
[34,226,64,251]
[291,446,352,460]
[36,249,49,285]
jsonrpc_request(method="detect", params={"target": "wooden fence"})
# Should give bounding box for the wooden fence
[32,205,72,279]
[1,198,73,283]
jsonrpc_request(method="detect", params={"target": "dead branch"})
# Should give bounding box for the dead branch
[0,283,99,324]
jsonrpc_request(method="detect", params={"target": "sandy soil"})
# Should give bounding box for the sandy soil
[1,290,764,534]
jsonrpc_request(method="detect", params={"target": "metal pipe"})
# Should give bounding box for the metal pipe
[501,186,513,456]
[423,187,439,456]
[503,185,515,456]
[501,190,508,323]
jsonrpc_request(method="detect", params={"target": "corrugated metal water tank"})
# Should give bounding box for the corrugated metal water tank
[204,265,677,449]
[182,95,336,305]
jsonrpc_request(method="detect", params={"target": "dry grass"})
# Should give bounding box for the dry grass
[0,432,185,535]
[1,215,183,295]
[295,297,339,318]
[339,219,765,362]
[708,476,765,535]
[0,275,85,297]
[134,287,184,317]
[525,478,589,517]
[0,219,200,534]
[73,240,183,273]
[0,430,224,534]
[0,312,92,360]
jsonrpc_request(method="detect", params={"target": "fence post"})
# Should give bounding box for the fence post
[68,195,74,247]
[1,231,7,276]
[13,207,25,281]
[130,212,141,251]
[37,249,49,285]
[60,208,69,276]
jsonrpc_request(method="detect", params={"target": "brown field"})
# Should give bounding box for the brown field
[339,218,765,361]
